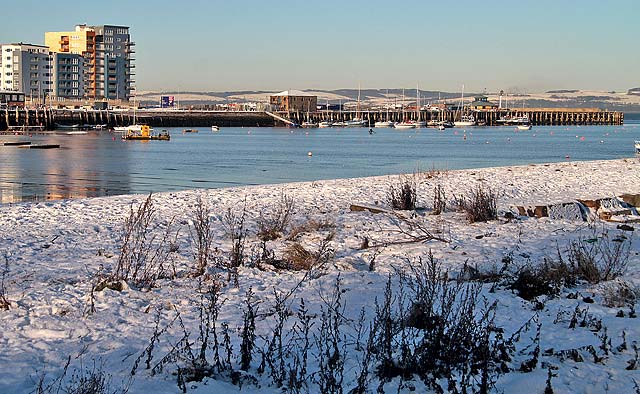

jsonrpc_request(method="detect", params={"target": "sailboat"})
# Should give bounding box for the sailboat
[318,99,333,128]
[395,89,415,129]
[411,84,426,128]
[345,83,366,127]
[453,84,476,127]
[375,89,395,127]
[301,101,318,128]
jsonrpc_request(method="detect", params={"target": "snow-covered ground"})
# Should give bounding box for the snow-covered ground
[1,158,639,393]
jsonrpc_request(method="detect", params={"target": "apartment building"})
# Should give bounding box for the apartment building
[45,24,135,101]
[0,43,53,100]
[51,53,84,100]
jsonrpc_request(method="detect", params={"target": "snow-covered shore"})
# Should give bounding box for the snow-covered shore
[1,158,639,393]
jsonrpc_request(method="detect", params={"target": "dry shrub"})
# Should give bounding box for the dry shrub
[102,193,178,290]
[602,280,638,308]
[567,233,631,284]
[283,237,334,271]
[257,193,296,241]
[189,196,215,277]
[387,177,417,211]
[0,256,9,310]
[457,184,498,223]
[432,183,446,215]
[510,257,575,301]
[286,218,335,241]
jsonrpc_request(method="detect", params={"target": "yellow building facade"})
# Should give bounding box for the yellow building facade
[45,25,97,98]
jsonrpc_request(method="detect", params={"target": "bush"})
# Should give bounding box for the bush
[567,233,631,284]
[256,193,295,241]
[510,257,575,301]
[458,184,498,223]
[388,178,416,210]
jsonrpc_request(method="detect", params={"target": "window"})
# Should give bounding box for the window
[5,56,10,61]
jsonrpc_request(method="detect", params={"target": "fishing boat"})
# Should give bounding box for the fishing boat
[122,125,170,141]
[211,125,219,132]
[635,140,640,154]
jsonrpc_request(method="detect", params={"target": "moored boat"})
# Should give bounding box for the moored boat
[211,125,219,132]
[122,125,170,141]
[394,121,416,130]
[301,121,319,128]
[344,118,366,127]
[374,120,394,128]
[183,129,198,133]
[318,121,333,128]
[517,124,532,131]
[454,115,476,127]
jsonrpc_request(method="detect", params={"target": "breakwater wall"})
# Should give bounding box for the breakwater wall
[0,108,624,131]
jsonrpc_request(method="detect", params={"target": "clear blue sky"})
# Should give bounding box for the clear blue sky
[3,0,638,93]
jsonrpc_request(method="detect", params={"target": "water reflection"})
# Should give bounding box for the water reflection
[0,133,131,203]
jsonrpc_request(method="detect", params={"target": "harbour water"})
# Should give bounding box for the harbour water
[0,117,638,203]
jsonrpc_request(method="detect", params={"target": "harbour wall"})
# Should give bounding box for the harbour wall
[0,108,624,131]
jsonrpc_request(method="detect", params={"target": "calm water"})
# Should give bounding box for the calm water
[1,116,639,203]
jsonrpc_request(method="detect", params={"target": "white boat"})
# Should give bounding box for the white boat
[211,125,219,132]
[394,121,416,130]
[64,130,88,135]
[437,125,446,131]
[374,120,394,128]
[454,84,476,127]
[332,121,346,127]
[301,121,318,128]
[635,140,640,154]
[454,115,476,127]
[318,121,333,128]
[113,124,144,133]
[517,124,532,131]
[344,118,366,127]
[411,120,426,128]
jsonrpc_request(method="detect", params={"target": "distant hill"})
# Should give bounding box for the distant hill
[135,88,640,111]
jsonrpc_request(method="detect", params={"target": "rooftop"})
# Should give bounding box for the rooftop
[272,90,316,97]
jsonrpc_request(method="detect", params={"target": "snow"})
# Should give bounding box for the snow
[1,158,639,393]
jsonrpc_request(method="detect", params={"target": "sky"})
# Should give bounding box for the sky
[2,0,638,93]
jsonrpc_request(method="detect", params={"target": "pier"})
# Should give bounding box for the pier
[0,107,624,131]
[288,108,624,127]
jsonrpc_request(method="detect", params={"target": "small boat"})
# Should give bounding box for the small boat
[183,129,198,133]
[394,121,416,130]
[332,121,346,127]
[301,121,318,128]
[113,124,144,133]
[211,125,219,132]
[454,115,476,127]
[318,121,333,128]
[374,120,395,128]
[21,144,61,149]
[635,140,640,154]
[55,124,81,130]
[437,125,446,131]
[517,124,532,131]
[344,118,366,127]
[411,120,426,128]
[122,125,170,141]
[64,131,89,135]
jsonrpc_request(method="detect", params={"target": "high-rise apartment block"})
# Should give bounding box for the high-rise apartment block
[0,43,53,99]
[45,24,135,101]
